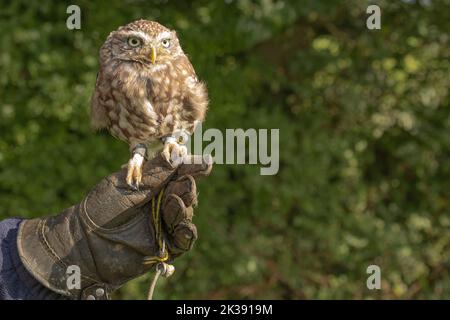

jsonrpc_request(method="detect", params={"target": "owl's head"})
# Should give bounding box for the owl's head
[100,20,183,67]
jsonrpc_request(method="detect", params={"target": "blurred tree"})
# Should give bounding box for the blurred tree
[0,0,448,299]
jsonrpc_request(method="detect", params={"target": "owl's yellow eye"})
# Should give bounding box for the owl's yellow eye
[161,38,171,48]
[127,37,141,47]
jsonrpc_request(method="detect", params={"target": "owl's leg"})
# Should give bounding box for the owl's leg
[126,143,147,189]
[161,138,188,167]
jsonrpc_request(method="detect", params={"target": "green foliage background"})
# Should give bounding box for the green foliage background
[0,0,449,299]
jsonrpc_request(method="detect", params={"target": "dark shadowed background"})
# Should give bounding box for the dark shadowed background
[0,0,449,299]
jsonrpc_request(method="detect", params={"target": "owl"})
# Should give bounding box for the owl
[91,20,208,188]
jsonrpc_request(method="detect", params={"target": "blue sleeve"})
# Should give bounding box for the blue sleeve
[0,218,67,300]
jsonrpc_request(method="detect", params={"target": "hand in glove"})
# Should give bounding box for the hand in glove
[17,154,212,299]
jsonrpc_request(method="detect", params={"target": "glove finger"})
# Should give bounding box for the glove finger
[139,153,178,190]
[162,193,197,254]
[163,194,194,233]
[176,154,213,179]
[164,175,197,208]
[172,222,197,253]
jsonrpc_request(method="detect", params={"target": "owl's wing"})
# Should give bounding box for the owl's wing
[179,56,208,128]
[90,72,110,130]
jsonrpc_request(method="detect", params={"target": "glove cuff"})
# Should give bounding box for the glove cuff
[17,200,159,299]
[17,216,112,299]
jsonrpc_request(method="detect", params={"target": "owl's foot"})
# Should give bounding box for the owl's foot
[162,142,188,167]
[126,153,144,189]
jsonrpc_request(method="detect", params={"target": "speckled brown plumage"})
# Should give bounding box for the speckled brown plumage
[90,20,208,187]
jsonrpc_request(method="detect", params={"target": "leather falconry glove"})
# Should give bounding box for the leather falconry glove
[17,154,212,300]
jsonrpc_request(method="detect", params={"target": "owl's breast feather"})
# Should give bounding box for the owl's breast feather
[102,59,202,143]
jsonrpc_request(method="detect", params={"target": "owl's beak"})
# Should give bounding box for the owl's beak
[150,46,157,64]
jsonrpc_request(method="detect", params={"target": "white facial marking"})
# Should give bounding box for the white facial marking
[157,31,172,41]
[128,31,152,43]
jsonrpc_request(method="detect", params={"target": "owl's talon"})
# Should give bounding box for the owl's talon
[179,145,188,158]
[130,181,139,191]
[129,183,138,191]
[162,142,187,166]
[161,149,171,164]
[127,152,144,189]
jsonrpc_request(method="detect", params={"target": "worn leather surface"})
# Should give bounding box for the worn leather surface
[17,154,212,299]
[0,218,68,300]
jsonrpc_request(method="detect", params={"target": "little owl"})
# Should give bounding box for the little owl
[91,20,208,188]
